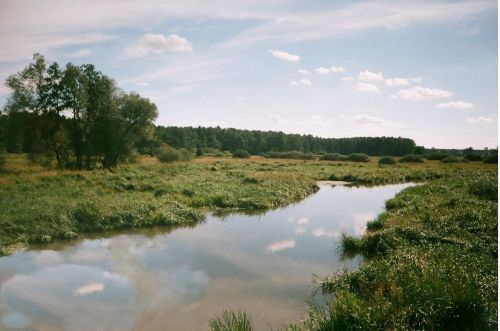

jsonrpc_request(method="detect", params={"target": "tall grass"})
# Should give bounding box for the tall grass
[209,310,253,331]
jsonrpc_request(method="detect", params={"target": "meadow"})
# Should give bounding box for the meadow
[0,153,497,329]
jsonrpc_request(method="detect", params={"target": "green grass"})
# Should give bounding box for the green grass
[1,153,497,329]
[209,310,253,331]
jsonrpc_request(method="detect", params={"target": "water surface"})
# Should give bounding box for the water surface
[0,183,412,331]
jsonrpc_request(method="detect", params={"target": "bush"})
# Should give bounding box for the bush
[178,148,193,161]
[441,156,459,163]
[320,153,344,161]
[232,149,250,158]
[320,153,369,162]
[427,153,448,160]
[156,145,192,163]
[214,151,225,157]
[483,153,497,164]
[464,153,483,161]
[378,156,397,165]
[399,154,424,163]
[346,153,369,162]
[262,151,315,160]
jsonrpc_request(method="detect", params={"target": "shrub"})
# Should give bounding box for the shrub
[399,154,424,163]
[214,151,225,157]
[346,153,369,162]
[262,151,315,160]
[483,153,497,164]
[320,153,344,161]
[464,153,483,161]
[378,156,397,165]
[156,146,192,163]
[441,156,459,163]
[156,145,180,163]
[427,153,448,160]
[178,148,193,161]
[232,149,250,158]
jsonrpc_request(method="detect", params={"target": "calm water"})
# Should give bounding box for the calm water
[0,183,412,331]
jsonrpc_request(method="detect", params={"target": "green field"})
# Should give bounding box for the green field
[0,154,497,329]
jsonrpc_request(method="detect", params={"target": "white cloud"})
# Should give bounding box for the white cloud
[315,66,345,75]
[298,68,311,75]
[436,100,474,109]
[126,33,193,58]
[75,282,104,296]
[341,76,355,81]
[67,48,93,58]
[466,117,493,124]
[269,113,288,123]
[291,79,311,86]
[412,76,423,83]
[266,240,296,253]
[358,70,384,81]
[312,227,339,239]
[303,115,330,128]
[0,0,493,64]
[316,67,330,75]
[345,114,404,129]
[269,49,300,62]
[294,226,306,236]
[385,78,409,86]
[356,82,380,93]
[385,76,423,86]
[296,217,309,225]
[396,86,453,100]
[136,82,149,87]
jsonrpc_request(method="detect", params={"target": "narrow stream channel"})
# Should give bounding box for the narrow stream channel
[0,183,413,331]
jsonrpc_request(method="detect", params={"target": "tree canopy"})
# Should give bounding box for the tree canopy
[1,54,157,169]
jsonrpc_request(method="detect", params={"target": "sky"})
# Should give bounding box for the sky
[0,0,497,148]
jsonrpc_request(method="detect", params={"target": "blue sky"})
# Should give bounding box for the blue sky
[0,0,497,148]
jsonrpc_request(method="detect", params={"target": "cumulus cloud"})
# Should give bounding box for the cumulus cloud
[315,66,345,75]
[75,282,104,296]
[385,76,423,87]
[298,68,311,74]
[269,113,288,123]
[290,79,311,86]
[358,70,384,81]
[466,117,493,124]
[396,86,453,100]
[356,82,380,93]
[341,76,355,81]
[436,100,474,109]
[267,240,296,253]
[312,228,340,239]
[126,33,193,58]
[345,114,404,129]
[269,49,300,62]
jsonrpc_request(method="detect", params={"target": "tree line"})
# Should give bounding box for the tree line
[152,126,418,156]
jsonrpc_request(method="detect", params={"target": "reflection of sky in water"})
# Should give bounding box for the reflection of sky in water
[0,183,412,330]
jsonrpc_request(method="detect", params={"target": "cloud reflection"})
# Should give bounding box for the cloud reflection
[266,240,296,253]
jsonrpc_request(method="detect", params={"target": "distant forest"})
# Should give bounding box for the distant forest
[153,126,417,156]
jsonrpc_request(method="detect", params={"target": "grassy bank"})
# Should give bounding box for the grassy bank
[0,154,495,255]
[0,154,320,254]
[210,168,498,330]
